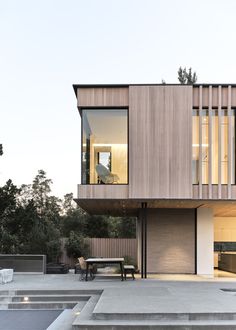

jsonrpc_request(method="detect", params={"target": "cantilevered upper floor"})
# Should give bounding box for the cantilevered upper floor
[73,84,236,214]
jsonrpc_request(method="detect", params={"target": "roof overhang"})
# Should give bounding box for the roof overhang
[74,198,236,217]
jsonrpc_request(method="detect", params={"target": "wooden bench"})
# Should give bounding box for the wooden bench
[123,265,135,280]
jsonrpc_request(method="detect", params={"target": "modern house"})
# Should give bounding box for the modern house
[73,84,236,277]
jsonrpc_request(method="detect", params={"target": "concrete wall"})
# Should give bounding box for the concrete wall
[197,208,214,276]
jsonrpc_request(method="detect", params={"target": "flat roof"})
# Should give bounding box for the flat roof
[72,83,236,96]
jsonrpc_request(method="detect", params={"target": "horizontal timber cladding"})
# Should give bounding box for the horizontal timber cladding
[129,85,192,199]
[146,209,195,273]
[77,87,129,107]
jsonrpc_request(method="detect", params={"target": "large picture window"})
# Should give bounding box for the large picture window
[82,109,128,184]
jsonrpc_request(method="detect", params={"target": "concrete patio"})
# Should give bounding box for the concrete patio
[2,272,236,329]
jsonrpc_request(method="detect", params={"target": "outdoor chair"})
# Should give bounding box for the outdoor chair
[77,257,94,281]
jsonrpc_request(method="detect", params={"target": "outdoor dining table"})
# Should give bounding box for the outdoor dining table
[85,258,124,281]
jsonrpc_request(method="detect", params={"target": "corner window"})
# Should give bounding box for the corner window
[82,109,128,184]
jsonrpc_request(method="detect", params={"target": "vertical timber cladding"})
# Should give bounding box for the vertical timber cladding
[147,209,195,273]
[129,85,192,198]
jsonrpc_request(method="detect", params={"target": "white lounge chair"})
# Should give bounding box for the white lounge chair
[95,164,119,184]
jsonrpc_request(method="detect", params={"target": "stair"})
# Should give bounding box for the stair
[0,290,94,310]
[2,289,236,329]
[72,292,236,330]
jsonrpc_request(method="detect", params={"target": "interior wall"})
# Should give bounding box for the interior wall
[111,144,127,183]
[214,217,236,241]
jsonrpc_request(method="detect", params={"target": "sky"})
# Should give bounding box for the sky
[1,0,236,199]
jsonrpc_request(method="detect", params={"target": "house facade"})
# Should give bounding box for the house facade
[73,84,236,277]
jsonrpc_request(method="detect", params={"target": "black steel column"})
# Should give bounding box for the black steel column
[141,202,147,279]
[144,202,147,278]
[141,207,144,278]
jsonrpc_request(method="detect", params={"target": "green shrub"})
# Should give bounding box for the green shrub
[65,231,89,258]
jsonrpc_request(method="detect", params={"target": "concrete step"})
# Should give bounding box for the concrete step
[11,295,90,302]
[92,312,236,321]
[15,289,102,296]
[73,319,236,329]
[0,289,96,311]
[73,295,101,323]
[0,290,12,295]
[46,301,87,330]
[8,301,78,309]
[0,296,13,303]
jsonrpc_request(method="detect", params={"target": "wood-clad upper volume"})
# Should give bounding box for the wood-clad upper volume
[129,85,192,199]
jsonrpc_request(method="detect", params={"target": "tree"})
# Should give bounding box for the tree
[60,193,87,237]
[62,193,75,215]
[65,231,89,258]
[84,215,110,238]
[32,169,53,211]
[116,217,136,238]
[178,67,197,84]
[0,180,21,253]
[10,170,62,261]
[61,208,87,237]
[22,170,62,260]
[108,217,136,238]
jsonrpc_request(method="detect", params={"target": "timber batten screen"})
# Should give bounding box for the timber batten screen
[192,86,236,199]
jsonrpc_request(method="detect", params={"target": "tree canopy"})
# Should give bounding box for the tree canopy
[178,67,197,84]
[161,67,198,84]
[0,170,136,261]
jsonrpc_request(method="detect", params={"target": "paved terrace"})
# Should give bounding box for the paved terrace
[2,272,236,329]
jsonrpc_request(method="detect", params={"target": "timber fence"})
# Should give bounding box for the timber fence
[60,238,137,267]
